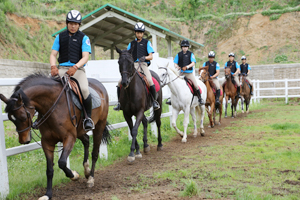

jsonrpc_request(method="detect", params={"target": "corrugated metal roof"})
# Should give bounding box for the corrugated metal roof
[52,3,204,50]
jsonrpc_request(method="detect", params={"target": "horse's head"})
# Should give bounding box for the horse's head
[199,66,209,82]
[239,73,246,83]
[115,46,135,89]
[224,66,231,79]
[158,63,170,87]
[0,90,35,144]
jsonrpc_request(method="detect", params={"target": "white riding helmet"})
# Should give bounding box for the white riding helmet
[134,22,145,32]
[66,10,82,24]
[208,51,215,57]
[228,52,235,57]
[241,56,246,60]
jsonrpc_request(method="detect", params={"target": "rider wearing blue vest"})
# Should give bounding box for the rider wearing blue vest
[202,51,221,105]
[240,56,253,95]
[224,52,241,98]
[114,22,160,111]
[174,40,204,105]
[50,10,94,131]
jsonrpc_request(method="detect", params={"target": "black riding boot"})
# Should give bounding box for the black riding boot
[250,85,253,95]
[237,86,241,98]
[113,86,121,111]
[150,85,160,110]
[83,94,94,131]
[166,97,171,105]
[215,89,221,106]
[196,89,205,105]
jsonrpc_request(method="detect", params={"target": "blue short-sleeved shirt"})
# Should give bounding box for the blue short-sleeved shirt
[224,61,240,75]
[174,52,196,73]
[52,34,92,66]
[127,39,155,64]
[202,62,220,77]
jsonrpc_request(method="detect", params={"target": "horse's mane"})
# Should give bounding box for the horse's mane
[5,73,59,113]
[166,65,183,79]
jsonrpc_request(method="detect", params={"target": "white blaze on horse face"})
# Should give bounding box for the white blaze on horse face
[11,114,16,121]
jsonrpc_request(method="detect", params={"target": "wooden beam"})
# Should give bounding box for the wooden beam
[94,23,127,42]
[103,33,135,51]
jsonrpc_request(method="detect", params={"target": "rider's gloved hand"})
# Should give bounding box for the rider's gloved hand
[51,65,59,77]
[66,65,78,76]
[139,56,146,62]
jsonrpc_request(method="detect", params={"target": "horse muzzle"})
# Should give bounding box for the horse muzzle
[18,130,32,144]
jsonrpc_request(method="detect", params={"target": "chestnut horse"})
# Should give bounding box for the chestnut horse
[223,67,239,118]
[239,73,251,114]
[0,73,110,200]
[199,66,223,127]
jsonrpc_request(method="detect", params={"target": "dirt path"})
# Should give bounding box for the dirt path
[30,111,260,200]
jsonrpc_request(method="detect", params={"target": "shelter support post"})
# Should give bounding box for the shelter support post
[151,33,157,53]
[110,48,114,59]
[91,40,95,60]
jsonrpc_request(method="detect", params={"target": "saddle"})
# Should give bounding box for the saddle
[65,77,101,110]
[184,76,202,95]
[208,79,223,96]
[136,71,160,93]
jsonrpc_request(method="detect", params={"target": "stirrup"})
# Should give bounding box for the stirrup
[153,100,160,110]
[199,98,205,105]
[83,118,95,131]
[113,103,120,111]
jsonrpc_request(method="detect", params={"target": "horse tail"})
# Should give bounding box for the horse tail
[101,121,112,145]
[195,105,202,120]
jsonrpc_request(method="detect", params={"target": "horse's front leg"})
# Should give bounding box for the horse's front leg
[246,98,250,114]
[199,105,206,136]
[182,106,190,143]
[78,134,90,179]
[127,112,143,164]
[172,108,183,137]
[39,141,55,200]
[225,96,228,118]
[218,102,223,125]
[208,103,214,128]
[241,96,244,113]
[142,115,150,154]
[190,106,197,138]
[58,135,78,180]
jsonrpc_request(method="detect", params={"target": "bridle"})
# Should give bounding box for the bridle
[119,54,137,89]
[199,69,210,83]
[11,99,35,133]
[158,67,181,87]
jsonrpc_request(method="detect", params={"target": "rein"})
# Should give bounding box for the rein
[158,67,182,87]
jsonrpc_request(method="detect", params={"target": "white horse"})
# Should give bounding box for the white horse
[158,64,207,143]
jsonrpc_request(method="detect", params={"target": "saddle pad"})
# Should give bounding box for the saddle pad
[186,80,202,95]
[223,82,237,90]
[71,87,101,110]
[212,88,223,96]
[153,77,160,92]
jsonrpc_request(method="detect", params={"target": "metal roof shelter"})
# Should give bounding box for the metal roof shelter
[52,3,204,60]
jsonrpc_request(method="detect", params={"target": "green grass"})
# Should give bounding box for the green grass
[151,101,300,199]
[181,179,199,197]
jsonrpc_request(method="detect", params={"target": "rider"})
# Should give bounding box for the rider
[114,22,160,111]
[49,10,94,131]
[240,56,253,95]
[174,40,204,105]
[202,51,221,105]
[224,52,241,98]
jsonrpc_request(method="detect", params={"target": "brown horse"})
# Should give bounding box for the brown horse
[223,67,239,118]
[0,73,110,200]
[199,66,223,127]
[239,73,251,114]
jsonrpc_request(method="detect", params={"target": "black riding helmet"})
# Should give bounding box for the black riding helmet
[134,22,145,32]
[66,10,82,24]
[181,40,190,47]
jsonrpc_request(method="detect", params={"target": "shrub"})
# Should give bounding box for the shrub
[274,55,288,63]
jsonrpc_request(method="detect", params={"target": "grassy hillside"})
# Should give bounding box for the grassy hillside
[0,0,300,65]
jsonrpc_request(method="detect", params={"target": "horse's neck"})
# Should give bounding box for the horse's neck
[205,80,211,91]
[167,73,188,97]
[24,84,63,113]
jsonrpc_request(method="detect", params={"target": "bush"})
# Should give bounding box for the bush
[181,179,199,197]
[270,14,281,21]
[274,54,288,63]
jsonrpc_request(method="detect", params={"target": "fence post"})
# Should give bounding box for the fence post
[0,101,9,199]
[58,142,70,169]
[256,80,260,103]
[285,78,288,104]
[128,116,134,140]
[253,80,256,103]
[150,107,158,138]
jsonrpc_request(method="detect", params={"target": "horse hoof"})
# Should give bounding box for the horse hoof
[242,110,244,113]
[177,132,184,137]
[246,111,249,114]
[144,146,150,154]
[38,195,49,200]
[218,122,221,125]
[200,128,205,134]
[71,170,80,181]
[225,116,227,118]
[208,125,211,128]
[127,156,135,164]
[135,153,142,158]
[157,146,163,151]
[201,133,205,137]
[193,133,197,138]
[84,161,91,179]
[182,138,187,143]
[87,176,94,188]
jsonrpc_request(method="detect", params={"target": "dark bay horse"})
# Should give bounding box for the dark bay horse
[199,66,223,127]
[239,73,251,114]
[115,46,163,164]
[0,73,110,200]
[223,67,239,118]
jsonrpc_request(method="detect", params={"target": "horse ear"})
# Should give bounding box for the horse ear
[115,46,122,54]
[17,93,23,105]
[128,44,135,54]
[0,94,8,104]
[166,63,169,68]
